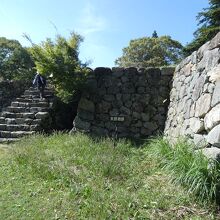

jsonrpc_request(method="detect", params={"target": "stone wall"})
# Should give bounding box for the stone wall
[73,67,174,138]
[164,32,220,147]
[0,80,30,112]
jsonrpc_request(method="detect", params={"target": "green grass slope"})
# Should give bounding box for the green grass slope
[0,133,219,219]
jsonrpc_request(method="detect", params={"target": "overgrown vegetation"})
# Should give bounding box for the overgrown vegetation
[0,133,219,219]
[26,32,90,103]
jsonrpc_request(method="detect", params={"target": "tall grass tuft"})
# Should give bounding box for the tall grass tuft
[148,137,220,203]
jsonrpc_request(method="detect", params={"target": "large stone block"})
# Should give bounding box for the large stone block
[195,94,211,117]
[189,102,195,118]
[189,117,204,134]
[103,95,115,102]
[206,124,220,147]
[74,116,91,130]
[211,80,220,107]
[122,94,131,102]
[143,122,158,131]
[78,98,95,113]
[204,104,220,130]
[94,67,112,77]
[209,32,220,50]
[86,78,98,92]
[176,55,191,71]
[208,64,220,83]
[91,126,108,136]
[121,76,129,83]
[183,62,192,76]
[141,113,149,122]
[197,41,210,61]
[97,101,111,113]
[107,86,120,94]
[78,110,94,121]
[96,114,109,121]
[198,48,220,72]
[193,134,207,148]
[133,120,142,128]
[35,112,50,120]
[192,77,206,101]
[120,106,131,115]
[122,83,135,93]
[184,99,193,119]
[201,147,220,161]
[124,101,132,108]
[111,67,124,77]
[109,108,119,116]
[191,51,197,64]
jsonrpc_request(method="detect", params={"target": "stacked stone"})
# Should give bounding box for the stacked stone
[165,32,220,151]
[73,66,174,138]
[0,87,54,143]
[0,80,30,112]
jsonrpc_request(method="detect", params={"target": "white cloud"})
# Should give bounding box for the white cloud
[77,2,107,35]
[76,2,115,68]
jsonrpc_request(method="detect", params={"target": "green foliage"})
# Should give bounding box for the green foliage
[27,33,90,103]
[184,0,220,55]
[115,35,183,68]
[148,137,220,203]
[0,37,35,80]
[0,133,218,219]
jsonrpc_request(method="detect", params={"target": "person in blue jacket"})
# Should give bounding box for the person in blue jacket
[33,72,46,99]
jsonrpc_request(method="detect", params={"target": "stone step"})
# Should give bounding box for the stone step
[0,131,35,138]
[0,138,20,143]
[11,101,49,108]
[0,86,54,142]
[15,98,33,103]
[4,106,50,114]
[24,90,53,96]
[20,94,53,99]
[1,124,27,131]
[5,118,30,125]
[4,118,41,125]
[0,117,5,123]
[15,98,51,103]
[0,124,39,131]
[29,107,49,113]
[5,106,28,113]
[1,112,35,119]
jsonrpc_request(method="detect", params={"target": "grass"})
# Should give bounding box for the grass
[0,133,219,219]
[149,138,220,203]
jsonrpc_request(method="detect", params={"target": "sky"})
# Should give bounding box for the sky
[0,0,209,68]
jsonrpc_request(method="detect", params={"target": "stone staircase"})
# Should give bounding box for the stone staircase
[0,87,54,143]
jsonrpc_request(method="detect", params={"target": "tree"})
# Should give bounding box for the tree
[184,0,220,55]
[0,37,35,80]
[115,35,183,68]
[27,32,90,103]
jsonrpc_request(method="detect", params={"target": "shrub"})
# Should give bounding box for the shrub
[26,32,91,103]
